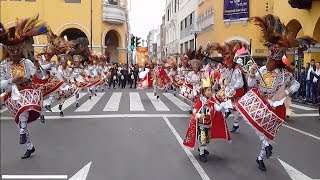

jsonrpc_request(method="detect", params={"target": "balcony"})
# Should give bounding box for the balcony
[103,3,126,24]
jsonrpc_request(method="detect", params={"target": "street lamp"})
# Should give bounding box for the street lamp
[194,32,198,51]
[90,0,93,50]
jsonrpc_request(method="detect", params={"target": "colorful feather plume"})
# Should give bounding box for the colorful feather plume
[250,14,317,50]
[0,14,48,46]
[208,40,248,57]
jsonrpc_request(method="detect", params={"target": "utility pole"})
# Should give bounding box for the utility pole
[90,0,93,50]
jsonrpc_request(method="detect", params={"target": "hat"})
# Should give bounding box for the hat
[209,40,248,65]
[0,14,48,55]
[58,54,70,62]
[251,14,317,60]
[202,78,211,88]
[73,55,83,62]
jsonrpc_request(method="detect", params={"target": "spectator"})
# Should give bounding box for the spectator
[120,66,127,89]
[306,59,316,103]
[313,62,320,104]
[133,64,139,88]
[298,67,306,100]
[108,63,117,89]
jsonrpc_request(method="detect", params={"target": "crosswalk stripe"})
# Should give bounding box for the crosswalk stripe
[0,107,8,113]
[162,93,190,111]
[103,92,122,111]
[75,92,105,112]
[146,93,170,111]
[290,103,317,111]
[51,93,86,112]
[130,92,145,111]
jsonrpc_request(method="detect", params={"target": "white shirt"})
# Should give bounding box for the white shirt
[306,66,314,80]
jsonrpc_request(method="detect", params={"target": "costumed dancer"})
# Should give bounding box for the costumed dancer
[236,14,315,171]
[32,52,64,123]
[95,53,106,92]
[0,15,48,159]
[208,40,248,133]
[85,54,99,99]
[39,30,74,114]
[55,54,77,117]
[183,77,231,162]
[184,59,202,113]
[71,55,87,107]
[165,56,179,96]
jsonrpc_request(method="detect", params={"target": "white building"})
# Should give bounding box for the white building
[147,28,160,61]
[177,0,198,54]
[164,0,180,55]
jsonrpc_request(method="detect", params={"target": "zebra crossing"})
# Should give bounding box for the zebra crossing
[45,91,192,114]
[0,91,318,115]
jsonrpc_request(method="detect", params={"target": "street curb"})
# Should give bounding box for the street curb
[292,99,319,108]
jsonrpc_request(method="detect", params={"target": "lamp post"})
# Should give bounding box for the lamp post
[90,0,93,50]
[194,32,198,51]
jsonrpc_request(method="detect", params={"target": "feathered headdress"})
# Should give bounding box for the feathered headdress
[0,14,48,46]
[209,40,248,65]
[251,14,317,60]
[45,30,75,56]
[164,56,177,68]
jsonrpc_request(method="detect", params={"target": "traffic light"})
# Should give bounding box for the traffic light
[130,35,136,50]
[136,37,141,47]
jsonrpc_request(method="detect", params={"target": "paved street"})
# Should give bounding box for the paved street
[1,88,320,180]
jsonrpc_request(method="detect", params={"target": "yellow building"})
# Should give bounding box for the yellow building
[0,0,129,64]
[196,0,320,66]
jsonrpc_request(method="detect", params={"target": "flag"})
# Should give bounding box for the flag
[235,47,247,57]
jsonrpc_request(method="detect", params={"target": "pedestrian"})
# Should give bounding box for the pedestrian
[121,67,127,89]
[133,64,139,88]
[306,59,316,103]
[298,67,306,101]
[183,77,231,162]
[109,63,117,89]
[312,62,320,104]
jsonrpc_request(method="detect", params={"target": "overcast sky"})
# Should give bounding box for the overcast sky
[128,0,165,40]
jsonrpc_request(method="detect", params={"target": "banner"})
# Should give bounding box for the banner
[224,0,249,22]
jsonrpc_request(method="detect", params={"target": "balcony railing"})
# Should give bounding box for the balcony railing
[103,4,126,24]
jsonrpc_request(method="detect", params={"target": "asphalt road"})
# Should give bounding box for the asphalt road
[1,88,319,180]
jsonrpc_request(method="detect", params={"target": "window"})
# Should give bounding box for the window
[190,39,195,51]
[65,0,81,3]
[185,18,187,28]
[167,9,170,21]
[180,21,183,30]
[180,44,183,53]
[184,42,188,52]
[190,13,193,25]
[174,0,177,13]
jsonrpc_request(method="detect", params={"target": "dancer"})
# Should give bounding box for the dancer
[183,77,231,162]
[236,14,315,171]
[0,15,48,159]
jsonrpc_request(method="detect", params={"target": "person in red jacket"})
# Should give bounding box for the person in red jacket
[183,78,231,162]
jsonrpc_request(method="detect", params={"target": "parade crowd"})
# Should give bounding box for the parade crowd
[0,14,319,172]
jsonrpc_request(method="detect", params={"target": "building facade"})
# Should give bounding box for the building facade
[147,29,159,61]
[164,0,179,55]
[178,0,197,54]
[0,0,129,64]
[160,15,166,60]
[196,0,320,66]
